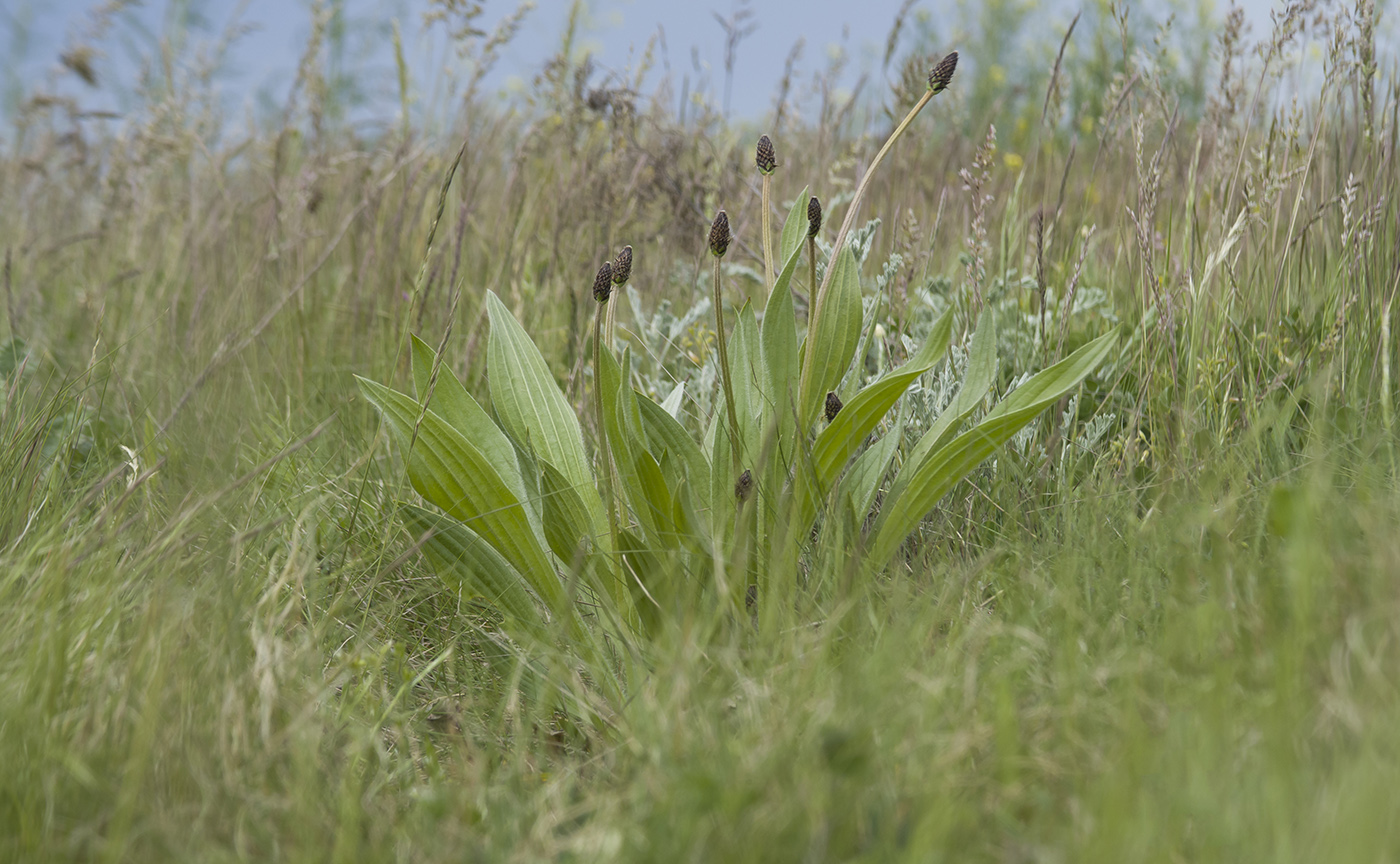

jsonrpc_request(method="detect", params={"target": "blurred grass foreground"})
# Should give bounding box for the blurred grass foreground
[3,0,1400,860]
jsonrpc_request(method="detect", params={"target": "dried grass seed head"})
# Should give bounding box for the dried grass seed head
[709,210,732,258]
[612,245,633,286]
[592,261,614,303]
[928,51,959,94]
[756,134,777,174]
[807,196,823,238]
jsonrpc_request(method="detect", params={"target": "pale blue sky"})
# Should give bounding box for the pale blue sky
[0,0,1352,125]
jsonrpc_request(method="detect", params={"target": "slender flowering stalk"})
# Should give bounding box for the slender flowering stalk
[757,135,777,296]
[591,261,622,572]
[709,210,743,477]
[603,244,632,367]
[807,195,822,315]
[800,51,957,419]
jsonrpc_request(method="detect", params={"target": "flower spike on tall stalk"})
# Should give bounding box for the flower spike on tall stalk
[799,51,957,419]
[708,209,743,478]
[756,134,777,298]
[590,260,622,571]
[807,195,822,309]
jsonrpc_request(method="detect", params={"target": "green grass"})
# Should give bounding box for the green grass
[3,0,1400,860]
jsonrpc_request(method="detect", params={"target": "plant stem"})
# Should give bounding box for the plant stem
[713,255,743,476]
[799,87,935,417]
[761,174,775,299]
[828,90,932,293]
[593,306,623,576]
[807,235,817,320]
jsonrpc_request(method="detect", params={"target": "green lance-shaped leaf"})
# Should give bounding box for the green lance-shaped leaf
[838,410,905,524]
[777,185,812,273]
[484,290,604,520]
[730,301,764,461]
[886,306,998,507]
[538,459,631,631]
[636,392,711,499]
[617,527,666,633]
[791,307,954,532]
[760,236,807,467]
[356,377,568,620]
[707,413,736,543]
[869,329,1120,567]
[660,382,686,419]
[600,348,703,556]
[632,448,683,548]
[798,245,864,427]
[600,347,660,534]
[411,334,543,539]
[400,504,547,642]
[538,459,607,563]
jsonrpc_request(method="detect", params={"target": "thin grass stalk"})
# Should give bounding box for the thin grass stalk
[400,138,468,365]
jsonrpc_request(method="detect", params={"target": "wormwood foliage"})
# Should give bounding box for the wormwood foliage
[357,124,1118,707]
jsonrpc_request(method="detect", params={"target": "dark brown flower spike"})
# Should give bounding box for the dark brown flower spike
[756,135,776,174]
[825,391,844,422]
[928,51,958,94]
[612,245,633,286]
[708,210,731,258]
[592,261,614,303]
[734,469,753,502]
[807,196,823,238]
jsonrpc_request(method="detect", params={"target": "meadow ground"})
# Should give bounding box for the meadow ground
[3,1,1400,860]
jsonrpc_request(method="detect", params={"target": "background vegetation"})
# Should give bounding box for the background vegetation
[2,0,1398,860]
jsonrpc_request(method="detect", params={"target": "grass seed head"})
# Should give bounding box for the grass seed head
[928,51,959,94]
[808,196,823,238]
[756,135,776,174]
[825,391,844,422]
[709,210,731,258]
[592,261,614,303]
[612,245,633,286]
[735,469,753,502]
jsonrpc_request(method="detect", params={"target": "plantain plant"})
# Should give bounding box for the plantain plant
[355,52,1119,708]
